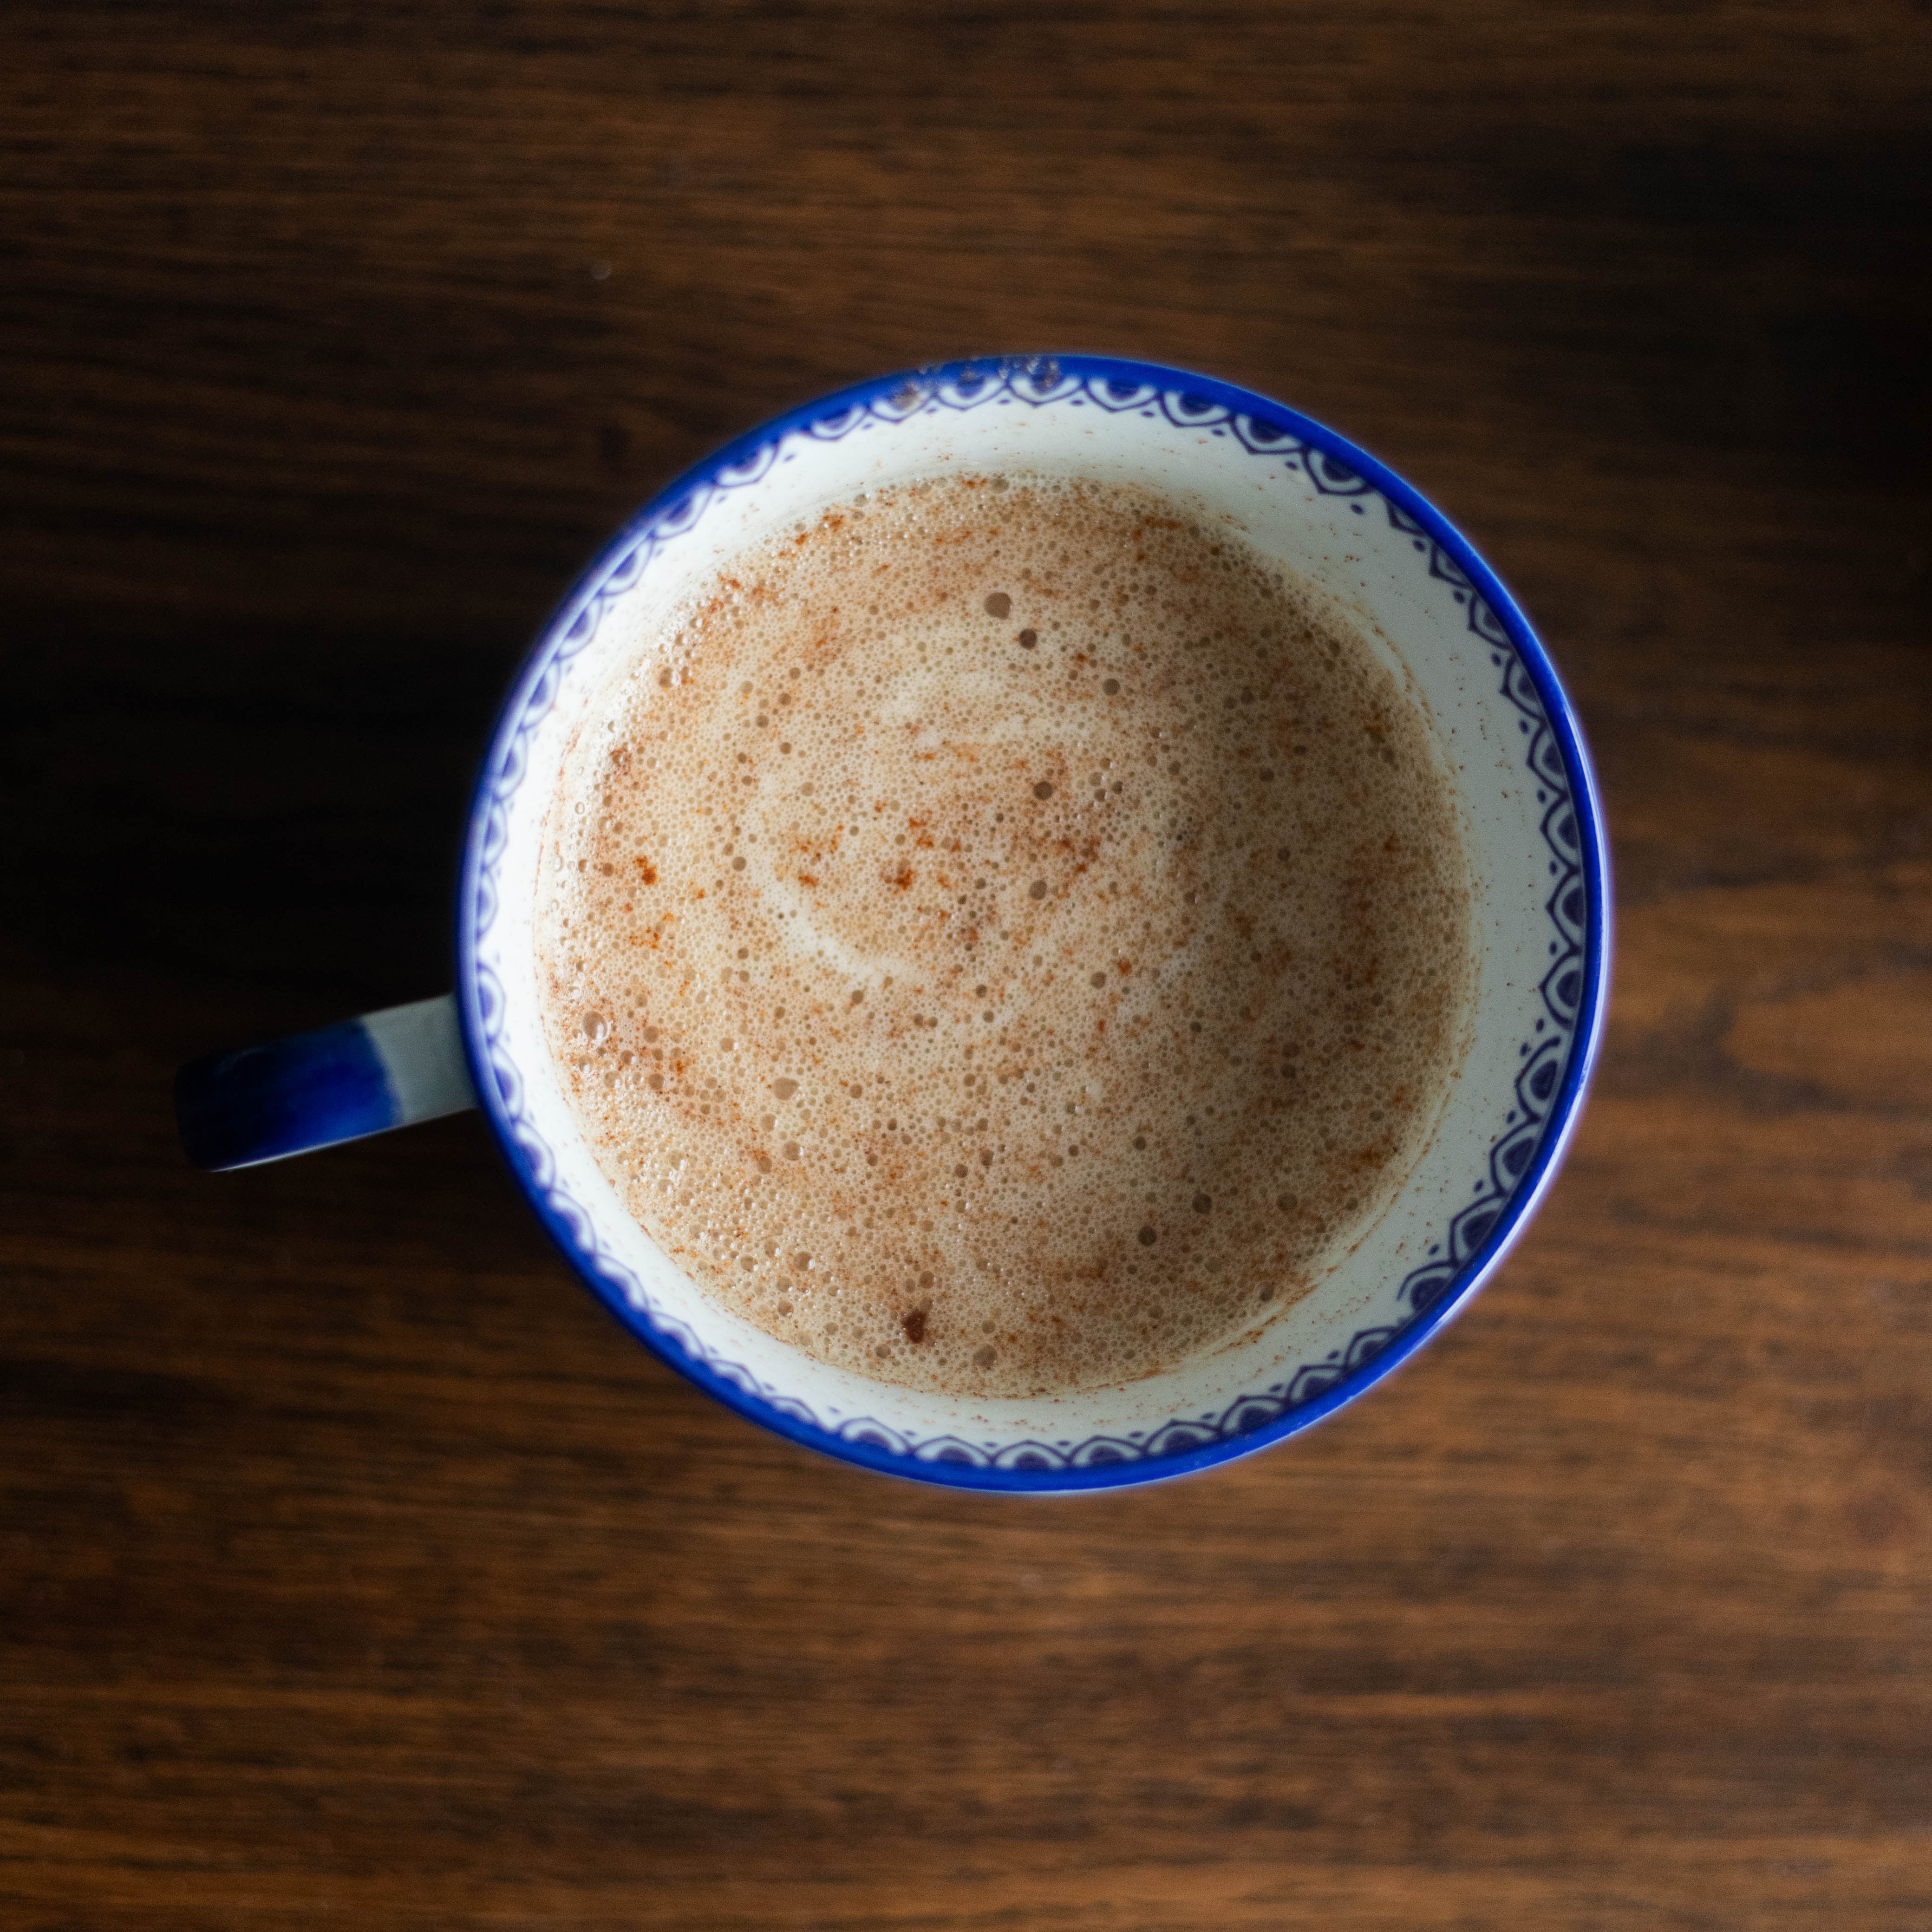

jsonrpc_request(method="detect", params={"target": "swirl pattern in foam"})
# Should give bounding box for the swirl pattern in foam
[535,474,1472,1398]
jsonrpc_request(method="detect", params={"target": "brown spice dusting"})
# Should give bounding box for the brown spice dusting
[536,472,1472,1400]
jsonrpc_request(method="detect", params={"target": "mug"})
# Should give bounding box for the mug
[177,355,1610,1491]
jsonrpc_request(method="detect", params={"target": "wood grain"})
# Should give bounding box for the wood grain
[3,3,1930,1926]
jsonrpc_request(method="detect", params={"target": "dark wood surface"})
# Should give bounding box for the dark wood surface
[4,5,1930,1926]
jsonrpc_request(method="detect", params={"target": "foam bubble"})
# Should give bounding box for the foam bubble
[536,474,1472,1398]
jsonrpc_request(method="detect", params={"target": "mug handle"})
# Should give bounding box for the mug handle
[175,993,477,1171]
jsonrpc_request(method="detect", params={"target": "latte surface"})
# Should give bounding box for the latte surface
[536,474,1471,1398]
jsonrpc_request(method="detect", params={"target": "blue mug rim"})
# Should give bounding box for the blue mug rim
[454,354,1612,1492]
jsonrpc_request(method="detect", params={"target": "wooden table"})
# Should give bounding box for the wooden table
[4,5,1928,1926]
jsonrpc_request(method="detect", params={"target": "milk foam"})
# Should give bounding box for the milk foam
[536,475,1472,1397]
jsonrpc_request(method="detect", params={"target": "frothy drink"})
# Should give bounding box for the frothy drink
[536,475,1472,1397]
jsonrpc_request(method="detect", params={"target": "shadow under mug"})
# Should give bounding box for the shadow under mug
[177,356,1611,1492]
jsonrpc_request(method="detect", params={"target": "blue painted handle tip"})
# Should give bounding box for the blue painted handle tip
[176,995,475,1172]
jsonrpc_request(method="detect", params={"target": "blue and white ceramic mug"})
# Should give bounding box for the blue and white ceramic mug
[177,356,1610,1491]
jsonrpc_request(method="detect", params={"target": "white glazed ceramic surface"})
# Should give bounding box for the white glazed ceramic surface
[457,358,1607,1489]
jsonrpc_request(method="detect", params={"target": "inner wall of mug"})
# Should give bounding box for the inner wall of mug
[470,367,1582,1465]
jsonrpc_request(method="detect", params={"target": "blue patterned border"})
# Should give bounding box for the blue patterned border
[456,357,1608,1491]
